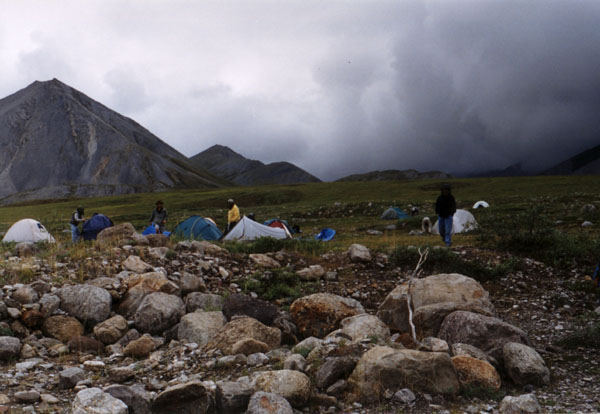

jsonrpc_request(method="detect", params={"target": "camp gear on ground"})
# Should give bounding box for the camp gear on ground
[3,219,55,243]
[81,214,113,241]
[223,216,290,241]
[315,228,336,241]
[380,207,409,220]
[172,216,221,241]
[432,209,478,235]
[142,225,172,237]
[473,200,490,209]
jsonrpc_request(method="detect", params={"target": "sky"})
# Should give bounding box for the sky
[1,0,600,180]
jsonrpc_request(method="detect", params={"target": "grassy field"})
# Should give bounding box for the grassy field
[1,176,599,262]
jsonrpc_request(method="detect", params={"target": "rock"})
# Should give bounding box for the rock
[349,346,459,402]
[146,234,170,247]
[315,356,357,389]
[20,309,44,329]
[185,293,224,313]
[205,316,281,355]
[326,379,348,397]
[68,336,105,354]
[42,315,84,343]
[216,381,254,413]
[152,381,214,414]
[392,388,416,404]
[19,344,36,359]
[14,390,40,403]
[438,311,530,362]
[499,393,542,413]
[58,285,112,325]
[347,244,372,262]
[246,391,293,414]
[451,355,501,391]
[124,335,156,358]
[148,246,169,260]
[292,337,323,355]
[451,343,496,365]
[222,294,279,326]
[108,366,136,383]
[296,265,326,281]
[503,342,550,386]
[197,241,225,255]
[178,311,227,346]
[581,221,593,227]
[180,272,204,295]
[104,385,152,414]
[130,233,150,246]
[15,242,37,257]
[71,387,128,414]
[134,292,185,334]
[336,313,390,343]
[247,352,270,366]
[122,255,154,273]
[249,254,281,268]
[290,293,364,338]
[11,285,39,304]
[39,294,61,318]
[254,370,311,407]
[118,272,177,318]
[59,367,86,389]
[93,315,129,344]
[377,273,495,337]
[284,354,306,371]
[97,223,136,245]
[421,337,449,353]
[231,338,270,355]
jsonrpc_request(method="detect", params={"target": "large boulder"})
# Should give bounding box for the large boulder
[254,370,311,408]
[11,285,39,304]
[152,381,214,414]
[58,285,112,326]
[451,355,501,391]
[216,381,254,413]
[97,223,136,246]
[222,294,279,326]
[204,316,281,355]
[347,244,371,262]
[42,315,84,343]
[315,356,357,389]
[290,293,365,338]
[335,314,390,343]
[93,315,129,345]
[177,311,227,347]
[349,346,459,402]
[134,292,185,335]
[438,311,530,362]
[118,272,177,318]
[0,336,21,361]
[104,385,153,414]
[71,388,128,414]
[503,342,550,386]
[123,335,156,358]
[499,394,542,414]
[246,392,293,414]
[377,273,495,337]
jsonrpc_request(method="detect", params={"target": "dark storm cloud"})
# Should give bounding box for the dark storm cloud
[2,1,600,180]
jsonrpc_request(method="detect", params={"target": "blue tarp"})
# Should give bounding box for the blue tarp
[380,207,409,220]
[315,228,336,241]
[172,216,222,241]
[81,214,113,241]
[142,225,171,237]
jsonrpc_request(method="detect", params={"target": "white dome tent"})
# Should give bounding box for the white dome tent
[223,216,291,241]
[3,219,56,243]
[473,200,490,209]
[432,209,478,235]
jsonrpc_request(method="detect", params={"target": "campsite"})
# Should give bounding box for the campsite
[0,176,599,413]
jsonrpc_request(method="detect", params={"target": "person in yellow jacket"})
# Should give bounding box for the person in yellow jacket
[227,198,240,232]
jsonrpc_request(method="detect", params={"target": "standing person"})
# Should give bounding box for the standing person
[70,206,85,243]
[227,198,240,233]
[435,183,456,247]
[150,200,168,234]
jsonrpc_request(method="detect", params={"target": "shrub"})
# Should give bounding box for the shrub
[240,269,317,302]
[223,237,325,256]
[557,321,600,349]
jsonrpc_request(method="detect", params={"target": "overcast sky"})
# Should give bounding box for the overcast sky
[1,0,599,180]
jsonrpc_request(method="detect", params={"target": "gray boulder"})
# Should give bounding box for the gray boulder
[315,356,357,389]
[39,294,61,318]
[93,315,129,344]
[11,285,39,304]
[223,294,279,326]
[499,393,542,413]
[122,255,153,273]
[104,384,152,414]
[59,367,86,389]
[503,342,550,386]
[58,285,112,325]
[134,292,185,334]
[0,336,21,360]
[72,388,128,414]
[246,391,293,414]
[216,381,254,413]
[178,311,227,346]
[254,370,312,408]
[335,313,390,343]
[296,265,325,281]
[152,381,214,414]
[347,244,371,262]
[185,293,224,313]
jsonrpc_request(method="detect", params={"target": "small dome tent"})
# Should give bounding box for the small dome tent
[81,214,113,241]
[432,209,478,235]
[264,219,292,232]
[380,207,409,220]
[172,216,222,241]
[473,201,490,209]
[223,216,290,241]
[3,219,55,243]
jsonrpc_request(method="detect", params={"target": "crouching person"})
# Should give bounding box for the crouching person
[70,206,85,243]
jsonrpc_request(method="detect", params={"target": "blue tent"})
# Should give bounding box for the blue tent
[81,214,113,241]
[315,228,336,241]
[380,207,409,220]
[142,225,171,237]
[173,216,222,241]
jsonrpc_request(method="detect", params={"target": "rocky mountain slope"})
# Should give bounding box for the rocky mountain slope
[0,79,227,204]
[336,169,452,182]
[190,145,321,186]
[543,143,600,175]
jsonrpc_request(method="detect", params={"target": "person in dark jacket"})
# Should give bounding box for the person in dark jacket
[149,200,168,234]
[70,206,85,243]
[435,183,456,247]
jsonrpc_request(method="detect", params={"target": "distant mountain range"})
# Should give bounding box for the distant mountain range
[542,143,600,175]
[336,169,452,182]
[0,79,227,204]
[190,145,321,186]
